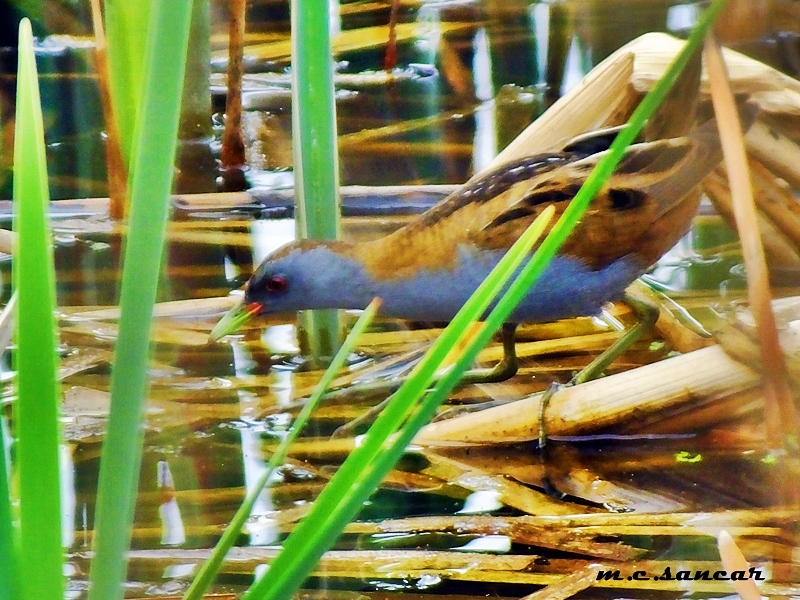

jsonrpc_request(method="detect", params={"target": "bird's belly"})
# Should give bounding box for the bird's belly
[374,249,647,323]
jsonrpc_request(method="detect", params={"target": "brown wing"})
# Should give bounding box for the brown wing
[358,122,722,280]
[474,136,709,269]
[356,155,581,280]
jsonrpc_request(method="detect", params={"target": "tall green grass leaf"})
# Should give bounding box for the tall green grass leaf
[13,17,63,600]
[292,0,341,361]
[184,298,381,600]
[245,1,731,596]
[245,207,555,600]
[103,0,151,163]
[0,80,18,600]
[0,416,20,600]
[87,3,192,599]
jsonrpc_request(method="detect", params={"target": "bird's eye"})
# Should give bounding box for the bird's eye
[265,275,287,293]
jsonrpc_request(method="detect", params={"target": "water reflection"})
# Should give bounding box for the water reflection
[158,460,187,546]
[230,340,278,546]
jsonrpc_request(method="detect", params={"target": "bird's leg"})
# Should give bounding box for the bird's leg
[459,323,519,384]
[331,324,520,436]
[538,291,659,447]
[331,395,393,438]
[537,291,659,493]
[572,292,659,387]
[429,324,521,421]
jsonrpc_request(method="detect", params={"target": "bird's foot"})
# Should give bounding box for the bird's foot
[433,398,515,421]
[537,380,569,500]
[537,380,562,450]
[318,378,403,406]
[330,394,396,438]
[459,359,518,385]
[322,378,405,438]
[459,322,519,385]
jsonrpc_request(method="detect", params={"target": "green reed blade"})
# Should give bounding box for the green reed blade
[87,3,192,599]
[12,18,63,600]
[244,1,730,597]
[292,0,342,362]
[0,413,20,600]
[244,206,555,600]
[103,0,151,163]
[319,0,734,494]
[184,298,381,600]
[209,300,261,342]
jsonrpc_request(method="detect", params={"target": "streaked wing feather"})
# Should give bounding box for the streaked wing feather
[360,126,720,279]
[474,138,702,268]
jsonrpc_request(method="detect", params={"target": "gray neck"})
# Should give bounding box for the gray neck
[292,245,377,310]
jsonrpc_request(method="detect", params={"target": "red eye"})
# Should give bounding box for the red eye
[266,275,287,293]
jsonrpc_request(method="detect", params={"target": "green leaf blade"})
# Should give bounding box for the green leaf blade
[292,0,342,361]
[184,298,382,600]
[13,17,63,600]
[88,3,193,599]
[243,0,732,596]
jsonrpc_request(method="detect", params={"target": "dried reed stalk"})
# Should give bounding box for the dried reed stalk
[414,343,762,445]
[89,0,127,221]
[348,515,641,560]
[219,0,247,181]
[0,229,15,255]
[64,297,240,320]
[704,168,800,270]
[383,0,401,70]
[485,50,635,167]
[519,563,605,600]
[746,121,800,191]
[93,548,800,594]
[717,530,762,600]
[704,34,796,452]
[421,453,586,516]
[216,22,475,62]
[628,33,800,113]
[748,158,800,249]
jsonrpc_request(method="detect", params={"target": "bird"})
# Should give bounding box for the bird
[212,112,733,368]
[211,96,759,445]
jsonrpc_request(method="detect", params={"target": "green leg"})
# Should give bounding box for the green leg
[538,291,660,449]
[331,395,392,438]
[330,324,520,437]
[572,292,659,386]
[537,292,659,497]
[460,323,519,384]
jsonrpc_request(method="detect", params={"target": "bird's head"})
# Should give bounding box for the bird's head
[209,238,369,341]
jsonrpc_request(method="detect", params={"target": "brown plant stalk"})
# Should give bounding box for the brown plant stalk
[89,0,128,221]
[703,34,796,451]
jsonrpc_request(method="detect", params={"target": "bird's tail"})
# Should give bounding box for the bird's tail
[627,99,759,211]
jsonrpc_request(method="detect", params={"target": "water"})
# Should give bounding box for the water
[2,1,800,598]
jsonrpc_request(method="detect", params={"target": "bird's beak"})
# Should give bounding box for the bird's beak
[209,300,263,342]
